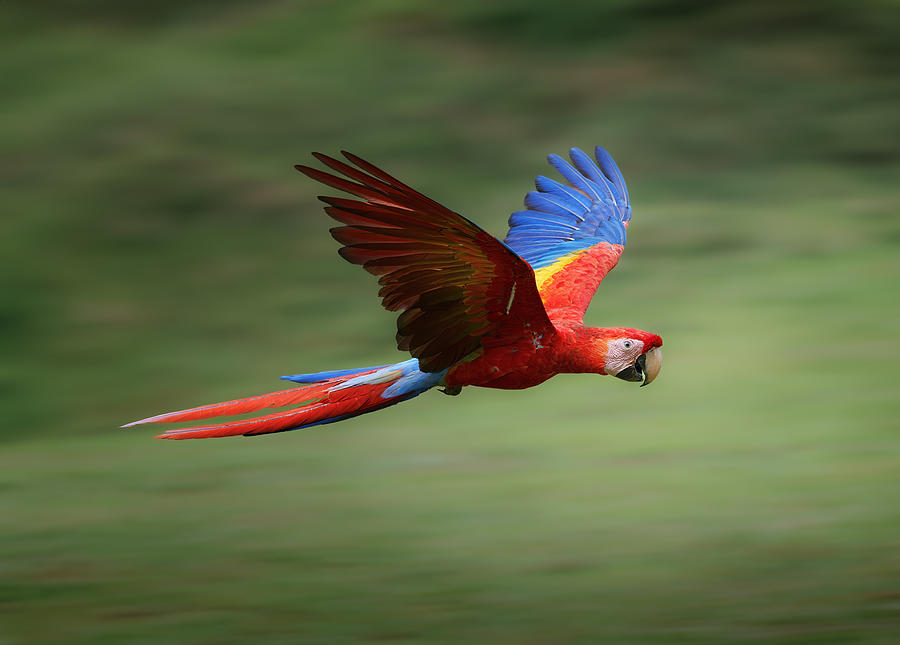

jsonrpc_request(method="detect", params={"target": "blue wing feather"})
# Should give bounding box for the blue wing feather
[524,192,585,221]
[569,148,622,209]
[593,146,630,213]
[508,213,579,231]
[534,176,593,210]
[547,154,602,201]
[505,147,631,270]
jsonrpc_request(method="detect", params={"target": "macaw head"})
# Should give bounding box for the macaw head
[599,328,663,387]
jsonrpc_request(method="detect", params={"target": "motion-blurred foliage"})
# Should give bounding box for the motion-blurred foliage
[2,1,898,643]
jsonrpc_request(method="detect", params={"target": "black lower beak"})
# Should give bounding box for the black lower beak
[614,353,649,385]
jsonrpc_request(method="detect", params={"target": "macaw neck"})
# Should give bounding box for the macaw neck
[552,324,611,375]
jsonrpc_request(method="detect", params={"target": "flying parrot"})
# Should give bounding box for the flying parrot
[125,146,662,439]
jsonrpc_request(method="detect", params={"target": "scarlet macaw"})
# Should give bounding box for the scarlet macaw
[125,146,662,439]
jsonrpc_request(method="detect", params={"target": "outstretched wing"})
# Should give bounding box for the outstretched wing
[504,147,631,324]
[296,152,554,373]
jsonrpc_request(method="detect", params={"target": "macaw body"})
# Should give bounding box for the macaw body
[446,324,660,391]
[125,146,662,439]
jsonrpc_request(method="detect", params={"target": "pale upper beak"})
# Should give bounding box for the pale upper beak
[614,346,663,387]
[640,346,662,387]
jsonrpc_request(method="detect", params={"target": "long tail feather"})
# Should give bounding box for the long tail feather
[124,359,445,440]
[123,364,388,427]
[155,384,408,440]
[121,386,328,427]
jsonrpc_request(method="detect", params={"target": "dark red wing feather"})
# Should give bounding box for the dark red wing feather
[296,153,554,373]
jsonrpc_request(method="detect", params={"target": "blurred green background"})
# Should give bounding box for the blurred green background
[2,1,899,643]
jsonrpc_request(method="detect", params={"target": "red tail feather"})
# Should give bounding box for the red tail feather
[124,364,422,440]
[155,383,402,440]
[121,384,333,427]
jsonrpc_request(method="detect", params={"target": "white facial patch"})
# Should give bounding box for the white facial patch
[604,338,644,376]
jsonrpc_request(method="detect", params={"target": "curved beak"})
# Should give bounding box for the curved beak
[614,347,663,387]
[640,347,662,387]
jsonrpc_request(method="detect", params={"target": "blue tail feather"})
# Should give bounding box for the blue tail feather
[280,364,389,384]
[281,358,448,401]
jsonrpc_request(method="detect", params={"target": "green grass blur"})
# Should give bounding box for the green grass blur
[2,1,899,643]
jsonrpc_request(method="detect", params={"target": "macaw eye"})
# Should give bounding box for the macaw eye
[623,341,632,349]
